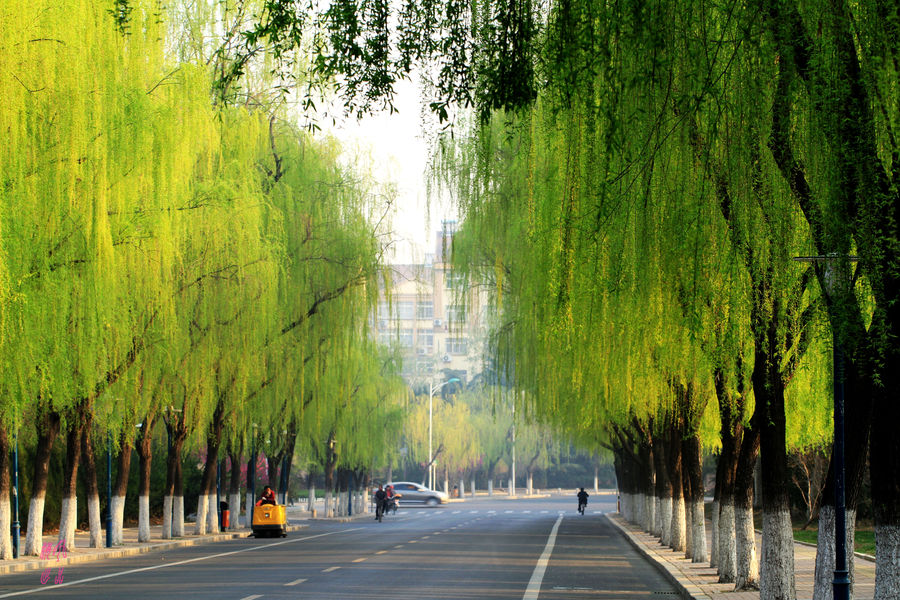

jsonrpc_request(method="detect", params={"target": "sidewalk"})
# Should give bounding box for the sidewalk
[0,518,311,577]
[608,513,875,600]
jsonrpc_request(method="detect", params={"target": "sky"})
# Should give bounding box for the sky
[327,78,458,265]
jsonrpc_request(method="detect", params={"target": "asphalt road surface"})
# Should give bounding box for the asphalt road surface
[0,493,679,599]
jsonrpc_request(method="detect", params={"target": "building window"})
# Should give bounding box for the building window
[417,300,434,319]
[418,331,434,351]
[446,337,467,355]
[445,270,466,289]
[399,329,414,347]
[446,304,466,323]
[397,301,415,320]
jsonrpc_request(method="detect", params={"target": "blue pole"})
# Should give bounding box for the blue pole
[216,459,222,530]
[106,432,112,548]
[11,430,20,559]
[347,473,354,516]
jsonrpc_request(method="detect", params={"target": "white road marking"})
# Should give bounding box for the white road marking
[523,510,531,513]
[322,566,341,573]
[522,515,564,600]
[540,510,548,514]
[394,544,404,549]
[352,557,367,563]
[284,578,307,586]
[240,595,263,600]
[452,511,461,514]
[504,510,514,514]
[0,529,364,598]
[376,550,388,555]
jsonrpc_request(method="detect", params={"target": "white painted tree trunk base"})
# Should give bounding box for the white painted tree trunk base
[246,492,254,527]
[138,495,150,542]
[87,494,102,547]
[24,496,45,556]
[163,495,173,539]
[874,523,900,599]
[735,505,759,590]
[813,506,857,600]
[207,495,219,533]
[228,493,241,530]
[307,487,315,513]
[324,492,333,518]
[660,497,673,546]
[644,493,655,533]
[173,496,185,537]
[0,499,11,559]
[58,496,77,551]
[488,481,493,496]
[470,479,476,498]
[195,494,209,535]
[671,496,686,552]
[651,496,662,537]
[760,508,795,599]
[718,501,737,583]
[691,500,707,563]
[111,496,125,545]
[685,499,694,559]
[710,500,719,568]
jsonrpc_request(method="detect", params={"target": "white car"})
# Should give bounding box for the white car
[387,482,449,506]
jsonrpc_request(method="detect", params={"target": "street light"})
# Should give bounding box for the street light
[428,377,460,490]
[794,253,857,600]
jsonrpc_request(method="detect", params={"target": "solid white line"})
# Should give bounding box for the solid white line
[0,529,363,598]
[522,515,563,600]
[284,578,307,586]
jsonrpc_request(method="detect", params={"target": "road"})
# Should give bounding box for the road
[0,493,679,599]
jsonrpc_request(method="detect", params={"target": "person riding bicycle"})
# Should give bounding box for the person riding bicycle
[577,487,589,514]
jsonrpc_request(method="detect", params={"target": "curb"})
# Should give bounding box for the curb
[606,513,701,600]
[0,524,307,576]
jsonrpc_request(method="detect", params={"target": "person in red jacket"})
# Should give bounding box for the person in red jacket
[256,485,276,506]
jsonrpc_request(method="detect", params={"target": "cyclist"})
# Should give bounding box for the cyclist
[577,487,589,514]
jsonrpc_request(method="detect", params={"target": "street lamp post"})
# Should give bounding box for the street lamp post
[106,430,113,548]
[794,254,857,600]
[12,428,20,558]
[428,377,460,490]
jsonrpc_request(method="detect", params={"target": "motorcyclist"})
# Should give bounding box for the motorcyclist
[374,485,387,522]
[577,487,589,514]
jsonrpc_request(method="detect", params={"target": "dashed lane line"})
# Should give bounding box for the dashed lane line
[0,528,364,599]
[284,578,307,586]
[352,558,367,563]
[322,566,341,573]
[240,595,263,600]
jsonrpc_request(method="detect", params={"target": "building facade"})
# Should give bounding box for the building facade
[375,222,486,386]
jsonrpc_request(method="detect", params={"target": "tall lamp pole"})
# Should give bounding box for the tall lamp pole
[428,377,460,490]
[795,254,857,600]
[12,427,20,558]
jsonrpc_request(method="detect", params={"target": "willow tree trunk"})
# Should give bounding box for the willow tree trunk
[136,414,156,542]
[196,400,224,535]
[111,436,133,545]
[734,422,760,590]
[654,437,671,541]
[667,431,686,552]
[756,353,795,600]
[718,420,743,583]
[80,423,103,548]
[871,327,900,598]
[58,421,83,552]
[228,450,242,530]
[0,424,12,559]
[24,408,61,556]
[682,447,693,559]
[684,434,706,563]
[163,421,187,539]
